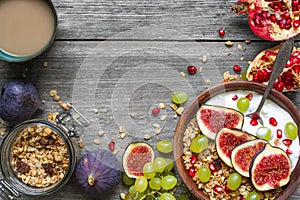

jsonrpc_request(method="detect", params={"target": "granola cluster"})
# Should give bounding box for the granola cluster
[183,118,281,200]
[11,125,69,188]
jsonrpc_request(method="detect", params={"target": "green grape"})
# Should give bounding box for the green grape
[161,175,177,190]
[190,135,208,153]
[143,162,156,179]
[172,91,188,105]
[153,157,166,172]
[149,177,161,190]
[122,173,135,186]
[134,176,148,193]
[237,97,250,113]
[285,122,298,140]
[256,127,272,140]
[246,191,260,200]
[129,185,138,198]
[240,70,248,81]
[156,140,173,153]
[197,165,211,183]
[227,172,242,190]
[164,158,174,172]
[160,193,176,200]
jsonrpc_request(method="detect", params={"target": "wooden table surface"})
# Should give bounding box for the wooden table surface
[0,0,300,199]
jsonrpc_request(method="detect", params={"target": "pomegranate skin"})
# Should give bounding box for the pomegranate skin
[231,0,300,41]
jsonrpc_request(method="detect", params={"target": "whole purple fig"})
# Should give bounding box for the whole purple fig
[0,78,42,127]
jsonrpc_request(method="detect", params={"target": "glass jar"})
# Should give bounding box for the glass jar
[0,110,88,199]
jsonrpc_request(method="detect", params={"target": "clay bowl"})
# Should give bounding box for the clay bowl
[174,81,300,200]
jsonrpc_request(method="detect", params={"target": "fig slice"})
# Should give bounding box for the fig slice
[231,139,267,177]
[216,128,256,167]
[250,144,291,191]
[196,104,244,140]
[122,142,155,179]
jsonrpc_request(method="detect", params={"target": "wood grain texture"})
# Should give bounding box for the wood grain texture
[0,0,300,199]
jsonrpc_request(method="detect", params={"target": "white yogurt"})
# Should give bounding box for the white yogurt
[205,90,299,171]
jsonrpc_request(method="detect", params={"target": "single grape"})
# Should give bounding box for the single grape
[143,162,156,179]
[246,191,260,200]
[149,177,161,190]
[134,176,148,193]
[256,127,272,140]
[227,172,242,190]
[190,135,208,153]
[165,158,174,172]
[160,193,176,200]
[156,140,173,153]
[285,122,298,140]
[129,185,138,197]
[161,175,177,190]
[172,91,188,105]
[122,173,135,186]
[197,165,211,183]
[237,97,250,113]
[153,157,166,173]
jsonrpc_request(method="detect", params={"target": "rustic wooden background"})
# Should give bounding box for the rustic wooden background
[0,0,300,199]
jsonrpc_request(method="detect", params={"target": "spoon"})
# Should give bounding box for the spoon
[246,38,294,125]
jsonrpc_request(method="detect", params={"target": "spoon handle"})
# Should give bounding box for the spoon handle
[255,38,294,113]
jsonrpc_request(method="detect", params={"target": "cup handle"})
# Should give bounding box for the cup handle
[0,179,20,199]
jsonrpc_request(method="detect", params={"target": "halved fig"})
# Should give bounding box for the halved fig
[246,43,300,92]
[196,104,244,140]
[216,128,256,167]
[122,142,155,179]
[231,139,267,177]
[250,144,291,191]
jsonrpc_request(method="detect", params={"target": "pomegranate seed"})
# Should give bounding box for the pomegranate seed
[109,141,115,151]
[245,93,253,100]
[293,65,300,73]
[292,51,300,57]
[286,149,293,155]
[240,197,246,200]
[188,168,196,177]
[219,27,225,37]
[256,70,264,82]
[152,107,160,116]
[276,81,285,92]
[283,139,292,146]
[282,12,290,19]
[209,162,217,173]
[250,119,259,126]
[187,65,197,75]
[232,94,238,101]
[277,129,283,138]
[213,185,223,194]
[269,117,278,126]
[225,184,232,193]
[293,20,300,28]
[233,65,241,74]
[190,155,198,165]
[261,54,269,62]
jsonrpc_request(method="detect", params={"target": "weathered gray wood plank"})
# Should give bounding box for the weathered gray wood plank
[0,41,299,199]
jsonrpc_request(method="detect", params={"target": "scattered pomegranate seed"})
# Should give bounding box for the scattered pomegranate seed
[225,184,232,193]
[232,94,238,101]
[233,65,242,74]
[282,139,292,147]
[245,93,253,100]
[218,27,225,37]
[152,107,160,116]
[286,149,293,155]
[269,117,278,126]
[240,197,246,200]
[187,66,197,75]
[277,129,283,139]
[213,185,223,194]
[208,162,217,173]
[109,141,115,151]
[188,168,196,177]
[190,155,198,165]
[250,119,259,126]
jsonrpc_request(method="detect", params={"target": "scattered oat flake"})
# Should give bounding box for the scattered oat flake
[93,139,101,145]
[129,113,136,118]
[180,72,187,77]
[174,113,178,119]
[155,128,161,134]
[112,149,119,155]
[53,94,60,102]
[98,130,104,137]
[202,55,208,63]
[199,67,203,73]
[225,41,234,47]
[0,128,6,136]
[170,104,178,111]
[144,134,152,140]
[49,90,57,97]
[159,103,167,109]
[245,38,251,44]
[240,56,244,61]
[237,44,243,50]
[93,109,98,114]
[74,114,80,119]
[120,193,126,200]
[160,115,167,121]
[227,52,232,56]
[176,107,184,115]
[78,139,84,148]
[119,133,126,139]
[43,61,48,67]
[205,79,211,85]
[119,126,125,133]
[152,124,160,129]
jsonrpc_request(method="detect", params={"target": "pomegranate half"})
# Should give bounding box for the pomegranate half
[231,0,300,41]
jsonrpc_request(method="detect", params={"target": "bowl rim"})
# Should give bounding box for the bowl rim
[173,81,300,200]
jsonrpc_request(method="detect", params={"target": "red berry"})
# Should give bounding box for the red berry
[109,141,115,152]
[269,117,278,126]
[283,139,292,146]
[218,27,225,37]
[187,65,197,75]
[233,65,242,74]
[152,107,160,116]
[277,129,283,139]
[245,93,253,100]
[286,149,293,155]
[250,119,259,126]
